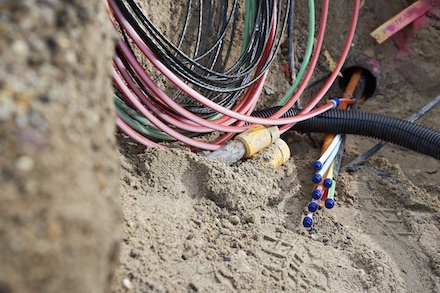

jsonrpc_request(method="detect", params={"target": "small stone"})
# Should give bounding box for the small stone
[188,283,198,292]
[244,214,255,223]
[275,227,284,233]
[229,215,240,225]
[222,220,234,231]
[269,273,280,281]
[122,278,132,289]
[236,250,251,272]
[363,48,375,58]
[235,240,245,249]
[237,250,247,259]
[303,207,309,215]
[263,86,275,95]
[38,95,52,103]
[222,254,231,261]
[415,216,425,224]
[193,219,203,228]
[130,250,140,259]
[320,236,329,243]
[182,245,197,260]
[0,98,14,122]
[11,39,29,56]
[221,228,231,235]
[16,156,34,172]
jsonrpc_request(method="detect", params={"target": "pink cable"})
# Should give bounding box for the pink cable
[108,0,267,122]
[113,68,225,150]
[108,0,361,149]
[109,0,335,125]
[281,0,360,133]
[115,43,250,133]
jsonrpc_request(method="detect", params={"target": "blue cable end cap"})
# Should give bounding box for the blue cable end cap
[308,202,318,213]
[312,174,322,184]
[312,189,322,200]
[313,161,322,170]
[331,97,340,107]
[323,178,333,188]
[303,216,313,228]
[325,198,335,209]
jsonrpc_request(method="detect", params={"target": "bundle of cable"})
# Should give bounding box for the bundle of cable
[106,0,361,150]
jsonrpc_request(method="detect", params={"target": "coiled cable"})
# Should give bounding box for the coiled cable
[106,0,361,150]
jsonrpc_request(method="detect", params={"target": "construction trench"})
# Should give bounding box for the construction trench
[0,0,440,292]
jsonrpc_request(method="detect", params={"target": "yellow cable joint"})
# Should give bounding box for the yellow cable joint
[256,138,291,168]
[234,125,280,158]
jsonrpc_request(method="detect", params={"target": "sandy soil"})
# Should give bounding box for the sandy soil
[110,1,440,293]
[1,1,438,293]
[0,1,121,292]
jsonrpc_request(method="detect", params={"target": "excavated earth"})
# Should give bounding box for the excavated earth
[1,0,439,293]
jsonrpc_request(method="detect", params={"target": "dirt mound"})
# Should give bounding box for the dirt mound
[0,1,121,292]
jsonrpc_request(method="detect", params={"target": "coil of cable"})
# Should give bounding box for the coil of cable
[106,0,361,150]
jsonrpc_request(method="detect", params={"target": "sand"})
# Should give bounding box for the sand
[0,0,439,292]
[110,1,440,292]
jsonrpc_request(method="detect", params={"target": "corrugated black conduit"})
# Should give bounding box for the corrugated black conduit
[252,107,440,159]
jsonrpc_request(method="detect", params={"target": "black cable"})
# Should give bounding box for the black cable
[118,0,268,86]
[288,0,295,82]
[113,0,291,118]
[114,0,290,88]
[252,107,440,159]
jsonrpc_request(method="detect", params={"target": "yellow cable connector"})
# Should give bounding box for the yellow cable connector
[256,139,291,168]
[234,125,280,158]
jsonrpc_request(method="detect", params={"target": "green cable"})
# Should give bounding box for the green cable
[116,104,176,141]
[115,94,214,141]
[241,0,251,55]
[250,0,256,37]
[117,1,306,144]
[277,0,315,106]
[115,95,176,141]
[327,179,336,200]
[240,0,257,59]
[114,95,153,127]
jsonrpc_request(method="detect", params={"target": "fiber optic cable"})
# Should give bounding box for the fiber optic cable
[303,212,314,228]
[324,180,336,209]
[311,184,324,200]
[312,140,341,184]
[323,160,335,188]
[313,134,342,170]
[303,63,364,227]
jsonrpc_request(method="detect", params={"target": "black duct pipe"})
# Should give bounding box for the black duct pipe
[252,107,440,159]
